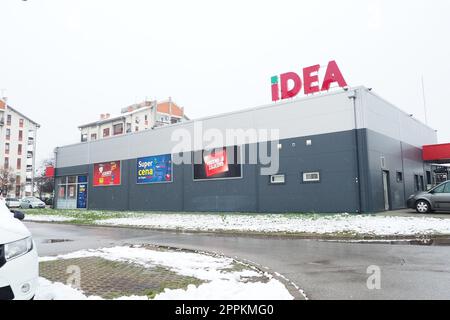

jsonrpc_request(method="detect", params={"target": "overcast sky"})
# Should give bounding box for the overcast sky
[1,0,450,164]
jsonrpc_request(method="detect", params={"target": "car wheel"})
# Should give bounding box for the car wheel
[29,204,33,209]
[416,200,431,213]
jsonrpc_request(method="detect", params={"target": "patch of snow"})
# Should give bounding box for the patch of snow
[154,278,293,300]
[25,215,75,223]
[91,213,450,236]
[35,277,147,300]
[37,246,294,300]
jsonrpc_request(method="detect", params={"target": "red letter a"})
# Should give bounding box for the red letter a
[321,61,348,91]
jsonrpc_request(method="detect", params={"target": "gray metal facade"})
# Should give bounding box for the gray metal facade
[54,87,437,213]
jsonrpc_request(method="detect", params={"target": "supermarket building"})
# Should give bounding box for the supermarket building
[54,86,438,213]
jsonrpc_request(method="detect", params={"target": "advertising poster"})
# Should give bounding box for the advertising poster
[93,161,121,186]
[77,176,88,209]
[137,154,173,184]
[193,146,242,180]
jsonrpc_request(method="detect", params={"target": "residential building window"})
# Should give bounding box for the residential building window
[396,171,403,183]
[4,157,9,169]
[15,185,21,197]
[6,115,11,126]
[16,176,20,185]
[126,123,131,133]
[135,126,139,132]
[5,143,9,154]
[18,144,22,155]
[113,123,124,135]
[103,128,110,137]
[19,118,24,128]
[17,158,21,170]
[91,133,97,140]
[18,130,23,141]
[6,128,10,140]
[81,134,88,142]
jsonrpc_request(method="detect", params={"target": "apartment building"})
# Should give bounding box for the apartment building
[79,98,188,142]
[0,98,40,197]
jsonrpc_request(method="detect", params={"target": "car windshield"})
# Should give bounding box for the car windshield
[430,182,448,193]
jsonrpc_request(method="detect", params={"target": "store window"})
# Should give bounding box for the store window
[414,175,420,192]
[56,175,88,209]
[426,171,432,186]
[303,172,320,182]
[270,174,285,184]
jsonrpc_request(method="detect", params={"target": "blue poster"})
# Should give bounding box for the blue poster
[77,176,88,208]
[137,154,173,184]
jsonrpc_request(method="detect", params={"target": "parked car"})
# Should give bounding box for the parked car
[42,197,53,206]
[407,180,450,213]
[5,198,21,209]
[20,197,45,209]
[0,198,39,300]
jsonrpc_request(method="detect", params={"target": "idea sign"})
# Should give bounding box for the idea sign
[271,60,348,102]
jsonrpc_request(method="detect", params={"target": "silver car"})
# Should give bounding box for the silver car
[406,181,450,213]
[20,197,46,209]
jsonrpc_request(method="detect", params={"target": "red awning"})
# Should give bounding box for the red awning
[423,143,450,163]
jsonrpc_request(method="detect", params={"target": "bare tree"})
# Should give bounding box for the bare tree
[0,167,16,197]
[33,158,55,200]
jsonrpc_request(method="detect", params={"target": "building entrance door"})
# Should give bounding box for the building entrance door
[382,171,390,211]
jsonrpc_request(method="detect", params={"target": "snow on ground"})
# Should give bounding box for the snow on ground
[25,215,75,223]
[36,246,294,300]
[95,213,450,236]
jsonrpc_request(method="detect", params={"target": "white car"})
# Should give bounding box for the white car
[0,199,38,300]
[20,197,45,209]
[5,198,21,209]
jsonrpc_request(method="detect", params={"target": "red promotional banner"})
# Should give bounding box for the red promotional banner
[45,166,55,178]
[203,149,229,177]
[93,161,121,186]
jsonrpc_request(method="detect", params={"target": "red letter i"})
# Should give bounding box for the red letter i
[271,76,280,101]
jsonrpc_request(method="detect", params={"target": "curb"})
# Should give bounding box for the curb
[136,243,308,300]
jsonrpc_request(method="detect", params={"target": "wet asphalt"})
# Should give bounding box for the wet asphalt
[25,222,450,300]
